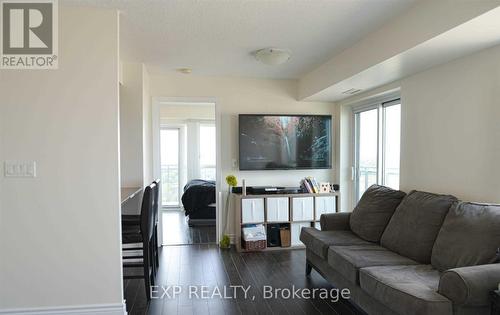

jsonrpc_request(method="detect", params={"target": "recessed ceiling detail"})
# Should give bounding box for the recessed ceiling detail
[342,88,362,95]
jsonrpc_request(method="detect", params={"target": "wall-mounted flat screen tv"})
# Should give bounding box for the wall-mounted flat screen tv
[239,114,332,170]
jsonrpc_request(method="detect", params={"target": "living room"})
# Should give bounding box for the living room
[1,1,500,315]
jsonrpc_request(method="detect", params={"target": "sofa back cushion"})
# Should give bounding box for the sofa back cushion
[431,202,500,271]
[349,185,406,242]
[380,190,457,263]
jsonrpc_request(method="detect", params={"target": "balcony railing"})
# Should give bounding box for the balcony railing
[358,166,399,198]
[200,166,216,181]
[161,164,216,206]
[161,164,179,206]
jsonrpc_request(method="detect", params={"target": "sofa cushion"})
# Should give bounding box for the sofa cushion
[360,265,452,315]
[327,245,419,284]
[380,190,457,263]
[431,202,500,271]
[299,227,371,259]
[350,185,406,242]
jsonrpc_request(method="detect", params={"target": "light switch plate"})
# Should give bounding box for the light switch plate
[4,161,37,178]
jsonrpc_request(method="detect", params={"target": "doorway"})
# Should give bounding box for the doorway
[153,99,219,246]
[160,127,182,208]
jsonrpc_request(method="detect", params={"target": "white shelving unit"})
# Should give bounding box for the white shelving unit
[233,192,339,252]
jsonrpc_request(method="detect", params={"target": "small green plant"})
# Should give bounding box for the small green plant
[219,234,230,249]
[226,175,237,187]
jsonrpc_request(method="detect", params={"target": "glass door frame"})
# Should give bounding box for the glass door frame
[160,125,185,209]
[353,95,401,202]
[198,121,216,181]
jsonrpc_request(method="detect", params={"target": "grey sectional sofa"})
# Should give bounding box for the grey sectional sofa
[300,185,500,315]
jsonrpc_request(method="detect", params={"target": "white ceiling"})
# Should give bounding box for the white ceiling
[302,3,500,101]
[62,0,418,79]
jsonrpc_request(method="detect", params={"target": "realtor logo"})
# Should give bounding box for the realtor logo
[1,0,58,69]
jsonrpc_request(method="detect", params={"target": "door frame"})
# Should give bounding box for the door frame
[152,97,221,246]
[351,92,401,203]
[159,125,185,209]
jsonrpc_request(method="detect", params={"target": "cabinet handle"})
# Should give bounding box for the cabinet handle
[301,200,305,220]
[276,200,280,220]
[251,201,255,221]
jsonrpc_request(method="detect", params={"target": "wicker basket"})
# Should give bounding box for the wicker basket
[242,239,267,251]
[280,228,291,247]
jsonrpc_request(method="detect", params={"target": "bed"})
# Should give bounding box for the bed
[181,179,216,226]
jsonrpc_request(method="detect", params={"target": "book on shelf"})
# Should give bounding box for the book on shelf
[301,179,313,193]
[312,178,321,193]
[301,177,322,194]
[307,177,319,193]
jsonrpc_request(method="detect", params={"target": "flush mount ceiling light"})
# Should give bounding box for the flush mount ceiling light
[253,48,291,65]
[177,68,192,74]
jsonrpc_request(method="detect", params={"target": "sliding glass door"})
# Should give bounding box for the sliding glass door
[354,98,401,201]
[160,128,181,207]
[199,123,216,181]
[355,108,379,201]
[382,104,401,189]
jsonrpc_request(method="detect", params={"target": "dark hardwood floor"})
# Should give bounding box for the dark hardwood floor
[124,245,363,315]
[162,210,216,245]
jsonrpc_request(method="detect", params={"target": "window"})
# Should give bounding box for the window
[199,124,216,180]
[160,128,180,207]
[354,98,401,201]
[356,108,378,199]
[383,104,401,190]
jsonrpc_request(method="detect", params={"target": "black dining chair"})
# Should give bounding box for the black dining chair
[122,182,156,300]
[122,179,161,275]
[152,179,160,270]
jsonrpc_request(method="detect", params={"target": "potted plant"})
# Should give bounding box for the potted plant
[220,175,237,249]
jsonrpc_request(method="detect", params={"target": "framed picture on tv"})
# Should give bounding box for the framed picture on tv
[239,114,332,170]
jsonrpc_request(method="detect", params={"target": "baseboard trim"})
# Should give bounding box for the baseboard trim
[228,233,236,244]
[0,302,127,315]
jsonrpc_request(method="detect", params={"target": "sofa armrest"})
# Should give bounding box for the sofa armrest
[438,264,500,306]
[320,212,351,231]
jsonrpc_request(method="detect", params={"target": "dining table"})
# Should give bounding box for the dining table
[121,187,142,205]
[121,187,142,215]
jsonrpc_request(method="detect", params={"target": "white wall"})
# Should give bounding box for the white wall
[0,7,123,312]
[160,104,216,121]
[150,74,337,236]
[120,63,153,187]
[339,44,500,209]
[120,62,144,187]
[399,44,500,202]
[142,66,153,185]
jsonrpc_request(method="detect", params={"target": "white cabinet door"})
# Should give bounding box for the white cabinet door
[266,197,289,222]
[315,196,337,220]
[241,198,265,224]
[291,222,310,246]
[292,197,314,221]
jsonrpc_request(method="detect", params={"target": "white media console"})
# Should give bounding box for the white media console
[233,192,339,252]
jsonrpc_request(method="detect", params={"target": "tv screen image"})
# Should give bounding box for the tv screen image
[239,114,332,170]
